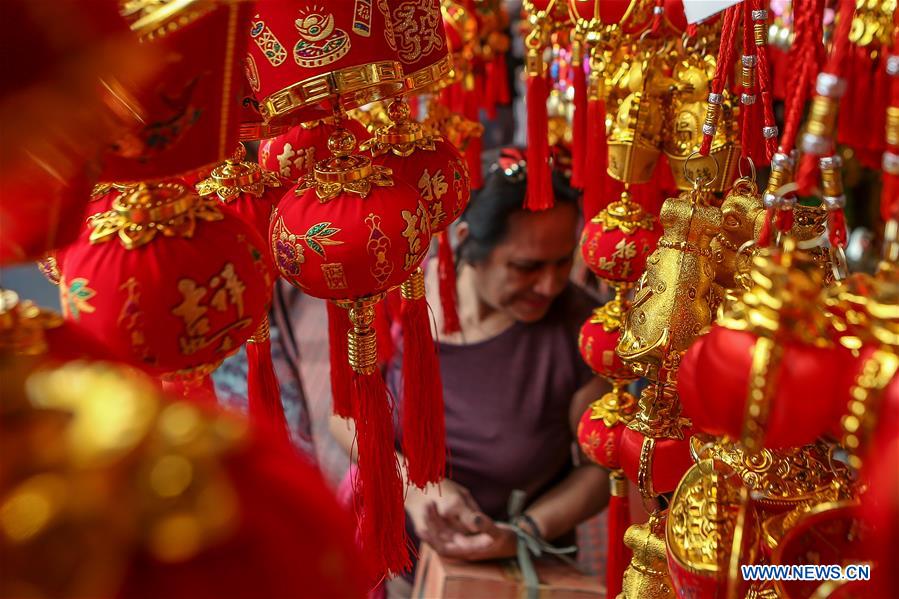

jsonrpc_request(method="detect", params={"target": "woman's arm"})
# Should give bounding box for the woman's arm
[523,375,611,541]
[329,413,358,461]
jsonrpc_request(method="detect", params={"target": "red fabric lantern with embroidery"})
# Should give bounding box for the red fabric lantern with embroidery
[100,1,254,182]
[581,194,661,284]
[386,0,453,93]
[271,128,430,576]
[579,307,635,382]
[56,182,273,384]
[247,0,405,128]
[196,149,284,237]
[259,118,370,183]
[678,325,849,449]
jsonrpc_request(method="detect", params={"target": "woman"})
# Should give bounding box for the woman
[331,151,609,591]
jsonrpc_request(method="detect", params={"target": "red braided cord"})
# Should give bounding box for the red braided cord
[699,6,741,155]
[740,2,758,162]
[780,0,825,154]
[752,0,778,160]
[822,0,856,78]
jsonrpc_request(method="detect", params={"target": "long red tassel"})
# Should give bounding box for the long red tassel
[525,72,553,210]
[354,369,411,576]
[571,61,588,189]
[493,52,511,105]
[583,96,609,217]
[607,470,632,599]
[400,269,447,487]
[246,316,290,442]
[327,301,355,418]
[437,230,461,334]
[374,299,395,366]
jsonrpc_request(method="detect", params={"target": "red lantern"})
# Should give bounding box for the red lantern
[385,0,453,94]
[100,1,255,182]
[581,193,661,284]
[271,128,431,576]
[579,304,635,382]
[57,182,273,382]
[196,147,284,237]
[247,0,405,127]
[259,117,371,183]
[619,425,695,495]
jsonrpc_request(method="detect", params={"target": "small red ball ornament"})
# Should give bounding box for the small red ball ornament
[579,302,636,382]
[57,182,273,381]
[581,193,661,284]
[619,425,695,496]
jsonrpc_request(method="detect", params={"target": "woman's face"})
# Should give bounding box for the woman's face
[469,202,579,323]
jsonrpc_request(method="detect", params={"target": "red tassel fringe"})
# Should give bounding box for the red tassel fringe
[374,300,395,366]
[437,230,461,334]
[583,97,609,217]
[525,73,554,211]
[606,472,631,599]
[246,321,290,442]
[571,62,588,189]
[327,301,355,418]
[354,370,411,576]
[400,290,447,488]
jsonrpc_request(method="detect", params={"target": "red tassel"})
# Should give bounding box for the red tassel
[400,269,446,487]
[162,374,218,405]
[354,369,411,576]
[437,230,461,334]
[374,300,395,366]
[246,316,290,442]
[796,152,819,196]
[571,62,588,189]
[525,72,553,211]
[583,97,609,217]
[757,207,775,246]
[607,470,632,599]
[828,209,848,248]
[493,52,511,105]
[465,133,484,190]
[327,301,355,418]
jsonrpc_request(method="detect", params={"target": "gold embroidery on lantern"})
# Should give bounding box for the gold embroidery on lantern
[366,213,394,286]
[118,277,152,363]
[418,168,448,229]
[172,264,253,356]
[377,0,397,51]
[294,8,351,68]
[244,54,261,93]
[401,206,429,271]
[277,143,315,178]
[250,15,287,66]
[352,0,373,37]
[271,215,307,282]
[392,1,445,63]
[321,263,349,290]
[60,277,96,321]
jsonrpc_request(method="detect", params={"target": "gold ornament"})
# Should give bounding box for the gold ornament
[296,129,394,202]
[618,514,675,599]
[360,99,439,157]
[195,146,282,204]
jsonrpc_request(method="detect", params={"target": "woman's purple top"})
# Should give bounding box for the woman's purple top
[391,285,596,520]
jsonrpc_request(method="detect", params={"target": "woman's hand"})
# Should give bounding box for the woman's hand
[405,479,517,561]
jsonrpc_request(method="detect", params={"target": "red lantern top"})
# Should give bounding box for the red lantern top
[386,0,454,93]
[271,129,431,301]
[247,0,406,127]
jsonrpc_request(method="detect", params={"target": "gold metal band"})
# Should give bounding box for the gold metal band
[400,268,426,301]
[405,54,455,94]
[741,336,780,454]
[637,436,657,501]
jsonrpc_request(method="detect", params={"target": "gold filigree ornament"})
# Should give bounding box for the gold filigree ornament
[620,513,676,599]
[296,128,393,203]
[588,383,637,429]
[666,460,757,597]
[359,99,439,158]
[0,360,247,597]
[593,191,656,235]
[88,182,223,250]
[195,146,281,204]
[0,290,63,358]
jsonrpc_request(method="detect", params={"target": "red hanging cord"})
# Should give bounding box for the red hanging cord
[881,23,899,223]
[740,2,762,164]
[699,6,742,156]
[750,0,778,161]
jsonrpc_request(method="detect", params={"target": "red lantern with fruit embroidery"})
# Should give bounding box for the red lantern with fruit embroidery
[56,182,273,392]
[259,117,371,183]
[271,128,432,576]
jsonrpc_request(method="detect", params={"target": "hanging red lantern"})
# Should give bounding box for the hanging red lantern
[100,1,254,182]
[581,193,661,283]
[247,0,405,128]
[258,117,370,183]
[196,146,283,237]
[271,128,431,575]
[619,424,695,496]
[56,182,273,387]
[385,0,453,95]
[678,245,850,451]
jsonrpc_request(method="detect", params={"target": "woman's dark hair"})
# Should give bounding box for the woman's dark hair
[458,149,581,265]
